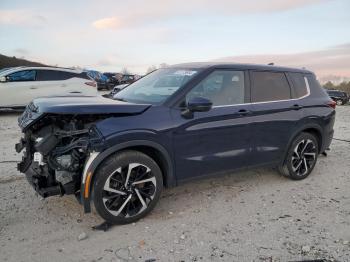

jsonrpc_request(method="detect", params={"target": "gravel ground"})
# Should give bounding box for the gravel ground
[0,107,349,262]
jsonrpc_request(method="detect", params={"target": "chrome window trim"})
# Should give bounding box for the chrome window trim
[212,75,311,108]
[303,76,311,98]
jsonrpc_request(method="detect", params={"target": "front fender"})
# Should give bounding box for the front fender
[80,139,175,213]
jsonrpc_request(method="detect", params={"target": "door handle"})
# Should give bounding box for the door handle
[237,109,252,115]
[30,86,37,89]
[69,91,82,94]
[291,104,302,110]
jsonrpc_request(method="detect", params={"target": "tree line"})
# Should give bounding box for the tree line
[0,54,47,69]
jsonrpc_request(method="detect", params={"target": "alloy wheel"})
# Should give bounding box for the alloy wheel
[102,163,156,218]
[291,139,317,177]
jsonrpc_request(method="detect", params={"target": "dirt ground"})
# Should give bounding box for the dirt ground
[0,106,349,262]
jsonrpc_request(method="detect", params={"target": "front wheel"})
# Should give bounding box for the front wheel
[278,132,319,180]
[92,151,163,224]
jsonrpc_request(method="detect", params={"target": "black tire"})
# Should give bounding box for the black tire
[92,150,163,224]
[278,132,319,180]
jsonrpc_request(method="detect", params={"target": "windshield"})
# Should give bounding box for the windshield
[114,68,198,104]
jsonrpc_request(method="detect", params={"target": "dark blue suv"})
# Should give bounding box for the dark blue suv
[16,63,335,224]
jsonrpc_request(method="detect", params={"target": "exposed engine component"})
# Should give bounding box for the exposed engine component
[16,114,104,198]
[55,154,75,169]
[49,149,84,172]
[55,170,75,185]
[34,126,59,155]
[33,152,45,166]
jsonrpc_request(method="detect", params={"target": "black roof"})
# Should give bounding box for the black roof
[169,62,313,74]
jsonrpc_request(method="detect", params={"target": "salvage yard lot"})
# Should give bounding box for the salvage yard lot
[0,107,349,262]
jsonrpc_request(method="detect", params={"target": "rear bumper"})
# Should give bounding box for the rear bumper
[322,129,334,152]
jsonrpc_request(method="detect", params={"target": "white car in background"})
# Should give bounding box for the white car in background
[0,67,98,109]
[103,83,129,98]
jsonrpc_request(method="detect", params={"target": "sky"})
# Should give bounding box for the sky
[0,0,349,79]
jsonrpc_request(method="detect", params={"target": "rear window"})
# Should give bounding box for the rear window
[251,71,291,102]
[288,72,309,98]
[305,74,324,91]
[78,72,90,80]
[328,91,347,97]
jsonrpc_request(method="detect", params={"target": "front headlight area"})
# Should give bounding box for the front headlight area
[17,117,104,198]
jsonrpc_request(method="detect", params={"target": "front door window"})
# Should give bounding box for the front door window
[186,70,245,106]
[7,70,36,82]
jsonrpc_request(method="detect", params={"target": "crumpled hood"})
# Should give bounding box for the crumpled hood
[18,95,151,131]
[32,95,151,114]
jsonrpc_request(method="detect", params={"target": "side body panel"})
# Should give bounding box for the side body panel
[249,100,302,166]
[170,105,254,182]
[0,81,35,107]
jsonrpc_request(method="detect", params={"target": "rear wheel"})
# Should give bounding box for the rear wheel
[278,132,318,180]
[92,151,163,224]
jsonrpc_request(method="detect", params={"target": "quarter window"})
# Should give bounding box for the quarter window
[251,71,291,102]
[7,70,36,82]
[289,72,308,98]
[186,70,245,106]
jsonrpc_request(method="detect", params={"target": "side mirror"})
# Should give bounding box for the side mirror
[187,97,213,112]
[0,76,7,83]
[182,97,212,118]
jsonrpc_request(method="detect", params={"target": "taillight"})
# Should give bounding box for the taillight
[85,81,96,87]
[327,100,336,109]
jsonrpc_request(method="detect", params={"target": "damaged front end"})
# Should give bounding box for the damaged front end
[16,96,151,214]
[16,104,104,200]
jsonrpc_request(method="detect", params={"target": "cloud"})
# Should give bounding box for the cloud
[13,48,30,55]
[92,17,122,30]
[97,58,114,66]
[0,9,47,27]
[213,43,350,78]
[216,0,331,13]
[92,0,330,30]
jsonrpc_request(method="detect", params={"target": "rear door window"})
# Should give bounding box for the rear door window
[36,70,62,81]
[250,71,291,102]
[288,72,309,98]
[7,70,36,82]
[36,70,78,81]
